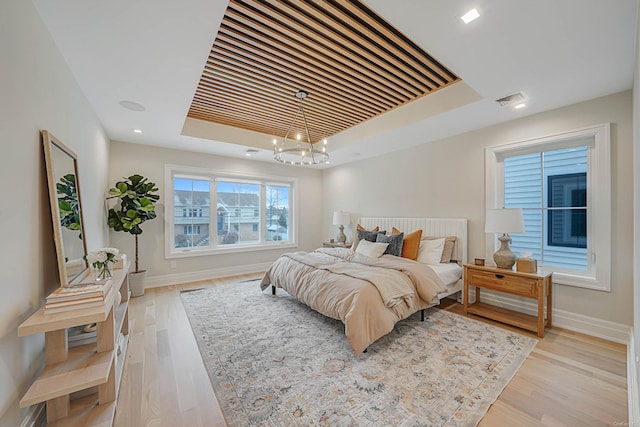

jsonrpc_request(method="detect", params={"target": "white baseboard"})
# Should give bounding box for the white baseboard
[144,262,272,289]
[20,403,45,427]
[629,328,640,425]
[469,290,631,344]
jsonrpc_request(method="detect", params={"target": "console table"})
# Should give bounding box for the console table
[18,262,131,426]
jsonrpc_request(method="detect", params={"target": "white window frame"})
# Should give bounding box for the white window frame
[485,123,611,291]
[165,164,298,259]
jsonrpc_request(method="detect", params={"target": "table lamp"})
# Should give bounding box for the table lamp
[485,208,525,269]
[332,211,350,244]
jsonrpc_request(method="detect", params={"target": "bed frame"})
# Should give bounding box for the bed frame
[359,217,468,303]
[271,216,468,302]
[267,217,468,353]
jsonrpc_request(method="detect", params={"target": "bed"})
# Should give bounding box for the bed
[260,217,468,356]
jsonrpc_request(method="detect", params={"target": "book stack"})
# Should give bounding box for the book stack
[45,282,111,314]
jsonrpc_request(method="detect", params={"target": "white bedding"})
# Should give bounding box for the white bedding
[427,262,463,286]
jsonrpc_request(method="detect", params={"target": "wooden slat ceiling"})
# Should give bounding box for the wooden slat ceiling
[187,0,461,144]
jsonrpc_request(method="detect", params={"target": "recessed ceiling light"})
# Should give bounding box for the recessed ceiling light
[119,100,146,111]
[133,129,142,134]
[514,103,526,109]
[245,149,259,156]
[461,8,480,24]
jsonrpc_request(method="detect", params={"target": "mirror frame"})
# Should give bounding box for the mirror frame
[42,130,90,286]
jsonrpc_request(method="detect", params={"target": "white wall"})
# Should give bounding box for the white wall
[633,0,640,410]
[323,91,634,326]
[0,1,110,425]
[108,141,323,281]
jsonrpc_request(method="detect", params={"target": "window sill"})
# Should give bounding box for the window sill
[166,241,298,259]
[543,270,609,292]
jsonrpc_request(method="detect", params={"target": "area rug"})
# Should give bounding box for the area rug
[180,280,537,426]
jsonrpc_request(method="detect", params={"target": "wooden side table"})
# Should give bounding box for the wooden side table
[463,264,552,337]
[322,242,350,248]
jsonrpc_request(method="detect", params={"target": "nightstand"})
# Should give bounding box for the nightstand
[322,242,350,248]
[463,264,552,337]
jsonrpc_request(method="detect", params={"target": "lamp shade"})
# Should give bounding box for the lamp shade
[333,211,350,226]
[485,208,525,234]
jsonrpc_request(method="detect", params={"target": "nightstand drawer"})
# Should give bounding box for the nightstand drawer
[467,269,537,298]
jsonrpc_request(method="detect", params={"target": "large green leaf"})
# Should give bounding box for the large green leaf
[56,174,80,232]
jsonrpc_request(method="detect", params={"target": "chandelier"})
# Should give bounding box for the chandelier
[273,90,329,165]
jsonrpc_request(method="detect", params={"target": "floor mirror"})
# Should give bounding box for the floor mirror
[42,130,90,287]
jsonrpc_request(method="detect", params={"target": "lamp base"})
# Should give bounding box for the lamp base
[493,234,516,269]
[336,225,346,244]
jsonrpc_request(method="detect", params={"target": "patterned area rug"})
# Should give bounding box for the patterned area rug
[180,280,537,426]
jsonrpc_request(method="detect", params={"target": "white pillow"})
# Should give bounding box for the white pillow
[355,239,389,258]
[417,238,445,265]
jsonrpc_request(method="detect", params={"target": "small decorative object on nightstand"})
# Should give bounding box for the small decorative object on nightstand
[323,241,349,248]
[516,252,537,273]
[333,211,351,244]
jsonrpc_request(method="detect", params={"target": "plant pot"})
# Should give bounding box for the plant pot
[129,270,147,297]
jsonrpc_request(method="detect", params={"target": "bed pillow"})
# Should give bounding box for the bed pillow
[422,236,456,263]
[391,228,423,260]
[351,225,381,250]
[352,229,386,251]
[355,239,389,258]
[376,232,404,257]
[416,237,445,265]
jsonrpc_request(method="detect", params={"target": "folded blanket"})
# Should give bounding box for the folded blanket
[282,251,415,309]
[316,247,448,303]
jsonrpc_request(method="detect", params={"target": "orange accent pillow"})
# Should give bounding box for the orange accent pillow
[391,227,423,260]
[357,224,379,232]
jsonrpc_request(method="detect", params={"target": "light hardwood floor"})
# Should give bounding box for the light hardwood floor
[114,274,628,426]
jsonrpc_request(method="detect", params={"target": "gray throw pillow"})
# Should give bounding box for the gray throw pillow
[376,232,404,257]
[357,229,386,243]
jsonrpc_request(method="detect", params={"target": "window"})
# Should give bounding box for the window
[184,225,201,235]
[217,181,260,245]
[266,185,290,242]
[182,208,202,217]
[486,124,611,291]
[165,165,296,257]
[547,172,586,248]
[503,147,588,271]
[173,178,210,249]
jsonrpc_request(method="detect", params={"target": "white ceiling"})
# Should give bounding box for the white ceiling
[32,0,638,168]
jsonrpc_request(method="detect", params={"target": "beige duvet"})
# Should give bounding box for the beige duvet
[260,248,447,356]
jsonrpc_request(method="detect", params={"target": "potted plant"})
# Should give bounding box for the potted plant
[107,174,159,297]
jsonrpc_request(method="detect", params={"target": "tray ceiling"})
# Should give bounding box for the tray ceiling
[187,0,460,143]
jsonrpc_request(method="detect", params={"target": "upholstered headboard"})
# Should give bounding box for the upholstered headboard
[359,217,468,264]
